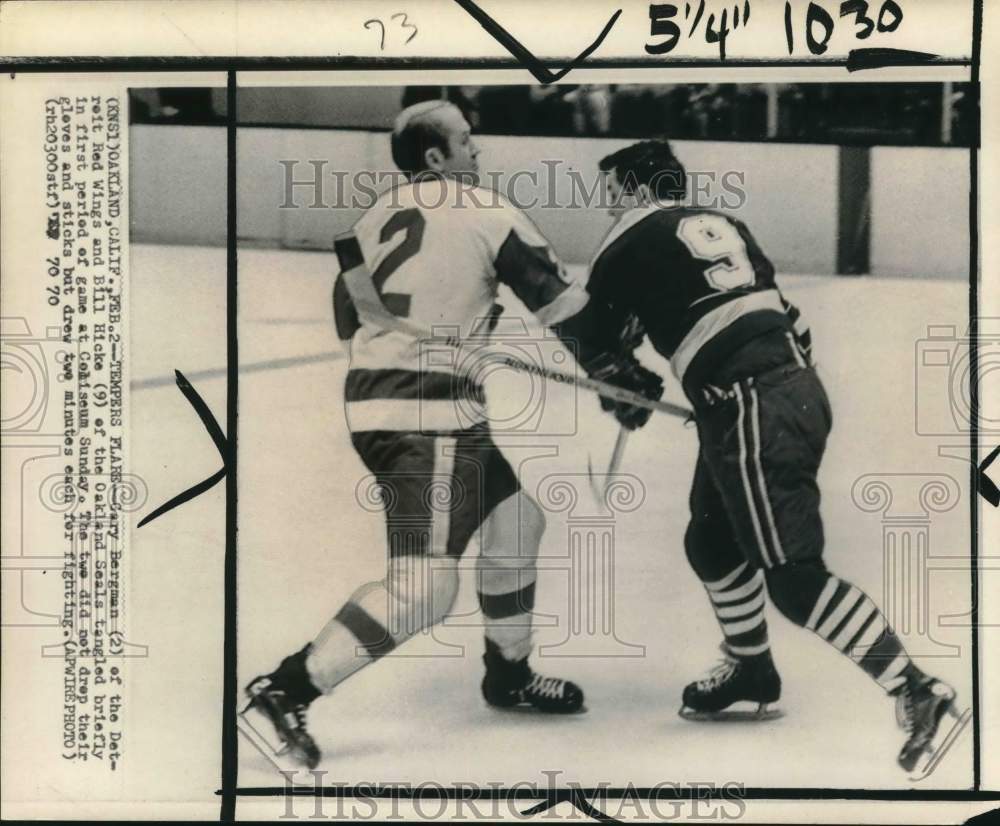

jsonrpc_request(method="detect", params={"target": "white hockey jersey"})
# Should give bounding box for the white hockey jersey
[334,178,591,432]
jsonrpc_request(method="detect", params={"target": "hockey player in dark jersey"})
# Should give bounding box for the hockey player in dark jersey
[588,140,959,772]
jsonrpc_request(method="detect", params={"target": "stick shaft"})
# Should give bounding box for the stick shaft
[607,426,630,476]
[587,426,630,503]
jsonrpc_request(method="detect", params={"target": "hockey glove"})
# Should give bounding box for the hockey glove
[585,352,664,430]
[617,313,646,355]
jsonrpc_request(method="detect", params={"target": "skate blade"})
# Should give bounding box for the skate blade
[908,701,972,782]
[238,704,318,779]
[486,702,589,716]
[679,702,783,722]
[238,702,287,755]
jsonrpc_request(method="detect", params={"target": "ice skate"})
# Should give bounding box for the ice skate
[679,649,783,721]
[895,671,964,774]
[243,674,321,769]
[481,640,585,714]
[241,645,322,769]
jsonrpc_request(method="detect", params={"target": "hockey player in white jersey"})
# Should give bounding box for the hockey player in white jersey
[244,101,663,769]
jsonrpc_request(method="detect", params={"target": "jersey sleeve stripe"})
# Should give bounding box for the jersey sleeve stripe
[494,229,572,314]
[533,282,590,327]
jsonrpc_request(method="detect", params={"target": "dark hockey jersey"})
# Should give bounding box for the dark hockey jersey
[587,204,811,394]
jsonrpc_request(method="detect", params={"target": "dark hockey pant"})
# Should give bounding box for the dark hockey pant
[685,363,832,576]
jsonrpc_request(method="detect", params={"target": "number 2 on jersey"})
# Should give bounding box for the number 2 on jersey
[676,214,755,291]
[334,209,424,340]
[371,207,425,317]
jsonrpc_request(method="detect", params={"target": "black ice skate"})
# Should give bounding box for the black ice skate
[679,650,783,722]
[241,645,322,769]
[481,640,585,714]
[895,671,964,774]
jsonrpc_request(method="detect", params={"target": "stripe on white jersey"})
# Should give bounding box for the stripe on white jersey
[430,437,457,558]
[346,398,486,432]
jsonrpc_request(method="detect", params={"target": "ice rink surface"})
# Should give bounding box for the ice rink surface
[130,244,974,795]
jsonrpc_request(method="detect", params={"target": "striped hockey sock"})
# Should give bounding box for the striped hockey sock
[305,581,397,694]
[703,561,770,658]
[805,575,914,693]
[477,575,536,663]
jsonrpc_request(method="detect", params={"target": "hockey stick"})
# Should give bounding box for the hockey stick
[335,236,692,420]
[586,425,629,502]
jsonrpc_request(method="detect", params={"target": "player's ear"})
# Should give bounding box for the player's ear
[423,146,446,171]
[636,183,653,206]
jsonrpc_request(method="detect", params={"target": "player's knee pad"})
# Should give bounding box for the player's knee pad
[508,491,546,549]
[476,545,538,596]
[764,559,829,627]
[478,492,542,594]
[383,554,459,639]
[476,555,537,599]
[480,492,544,567]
